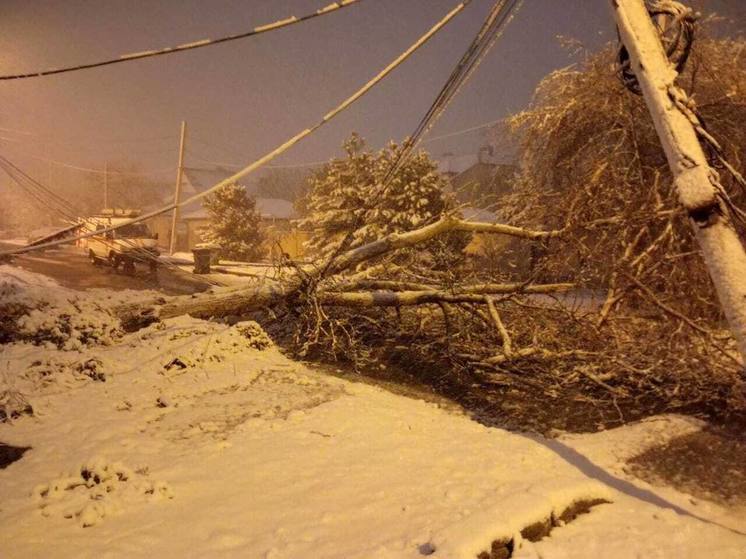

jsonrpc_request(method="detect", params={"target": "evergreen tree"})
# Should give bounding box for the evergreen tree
[299,133,462,257]
[203,183,264,261]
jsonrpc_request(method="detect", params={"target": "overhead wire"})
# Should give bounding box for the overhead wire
[0,1,364,81]
[379,0,523,190]
[4,149,176,176]
[184,148,327,171]
[315,0,524,277]
[0,0,475,258]
[186,116,506,171]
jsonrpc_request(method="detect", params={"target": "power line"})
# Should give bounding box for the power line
[380,0,523,191]
[0,153,222,284]
[1,147,176,176]
[0,126,175,145]
[186,118,507,171]
[185,148,326,171]
[422,117,504,143]
[0,0,474,257]
[315,0,523,276]
[0,0,364,81]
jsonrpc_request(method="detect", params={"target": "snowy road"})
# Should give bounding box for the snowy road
[0,243,176,293]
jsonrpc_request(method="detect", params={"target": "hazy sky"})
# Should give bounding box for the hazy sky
[0,0,743,185]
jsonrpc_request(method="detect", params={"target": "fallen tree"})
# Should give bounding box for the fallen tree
[113,216,565,330]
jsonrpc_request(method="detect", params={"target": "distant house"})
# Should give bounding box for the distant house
[149,165,309,260]
[438,146,517,206]
[457,205,509,257]
[438,147,518,258]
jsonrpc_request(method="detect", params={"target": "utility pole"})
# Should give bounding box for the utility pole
[612,0,746,362]
[169,120,187,255]
[104,161,109,209]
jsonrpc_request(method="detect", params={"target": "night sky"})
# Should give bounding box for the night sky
[0,0,743,183]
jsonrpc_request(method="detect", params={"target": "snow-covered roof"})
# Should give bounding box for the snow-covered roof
[437,154,479,176]
[256,198,295,220]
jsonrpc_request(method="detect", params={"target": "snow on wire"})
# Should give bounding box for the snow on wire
[0,1,364,81]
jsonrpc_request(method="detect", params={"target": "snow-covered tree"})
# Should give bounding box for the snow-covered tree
[202,183,264,262]
[299,134,461,257]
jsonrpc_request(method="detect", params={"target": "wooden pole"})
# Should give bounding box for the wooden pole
[103,161,109,209]
[612,0,746,362]
[169,120,187,255]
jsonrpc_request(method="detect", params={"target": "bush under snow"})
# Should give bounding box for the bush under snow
[0,266,122,349]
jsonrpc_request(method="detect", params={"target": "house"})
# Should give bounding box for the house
[437,147,519,258]
[438,146,517,205]
[148,165,309,260]
[459,205,511,257]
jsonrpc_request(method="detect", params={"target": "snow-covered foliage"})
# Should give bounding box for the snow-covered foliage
[299,134,458,256]
[202,183,265,262]
[504,36,746,297]
[486,34,746,419]
[0,266,121,349]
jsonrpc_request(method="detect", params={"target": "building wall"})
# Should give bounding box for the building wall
[147,215,173,251]
[179,217,308,260]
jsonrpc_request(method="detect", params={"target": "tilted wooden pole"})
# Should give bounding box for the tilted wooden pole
[612,0,746,362]
[169,120,187,255]
[103,161,109,209]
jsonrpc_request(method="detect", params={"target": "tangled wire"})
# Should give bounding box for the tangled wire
[617,0,697,95]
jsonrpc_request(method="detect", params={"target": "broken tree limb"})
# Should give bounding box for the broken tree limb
[485,296,513,357]
[316,283,574,308]
[483,347,598,365]
[324,217,561,277]
[115,281,294,331]
[113,218,562,330]
[332,279,437,292]
[331,279,574,295]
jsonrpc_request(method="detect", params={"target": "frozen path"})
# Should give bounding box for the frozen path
[0,313,744,557]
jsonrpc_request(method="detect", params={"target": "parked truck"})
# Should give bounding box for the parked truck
[82,209,160,275]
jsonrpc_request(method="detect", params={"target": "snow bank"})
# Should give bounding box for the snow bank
[1,271,744,557]
[0,266,121,349]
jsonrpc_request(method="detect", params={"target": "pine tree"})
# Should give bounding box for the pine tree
[202,183,264,261]
[299,133,461,257]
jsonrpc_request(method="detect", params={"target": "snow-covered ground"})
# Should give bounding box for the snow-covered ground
[1,267,744,558]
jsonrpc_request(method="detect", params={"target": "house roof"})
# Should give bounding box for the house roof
[181,198,296,221]
[168,166,297,220]
[437,154,479,176]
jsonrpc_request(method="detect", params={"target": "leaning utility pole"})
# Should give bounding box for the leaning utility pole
[612,0,746,362]
[169,120,187,255]
[103,161,109,209]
